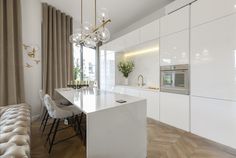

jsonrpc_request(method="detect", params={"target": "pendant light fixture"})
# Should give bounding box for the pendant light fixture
[69,0,111,48]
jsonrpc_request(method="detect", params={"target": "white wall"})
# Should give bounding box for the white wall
[21,0,42,118]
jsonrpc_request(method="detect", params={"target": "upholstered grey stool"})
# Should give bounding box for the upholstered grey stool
[39,89,73,135]
[44,94,82,153]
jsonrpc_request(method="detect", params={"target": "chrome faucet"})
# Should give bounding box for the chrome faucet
[138,74,144,87]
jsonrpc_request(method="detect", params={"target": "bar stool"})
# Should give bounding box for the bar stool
[39,89,73,135]
[44,94,82,153]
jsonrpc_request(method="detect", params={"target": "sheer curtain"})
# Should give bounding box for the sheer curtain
[0,0,25,106]
[42,3,73,96]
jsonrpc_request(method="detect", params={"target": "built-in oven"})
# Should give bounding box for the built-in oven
[160,64,189,95]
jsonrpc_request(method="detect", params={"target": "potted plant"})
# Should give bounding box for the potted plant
[118,60,134,85]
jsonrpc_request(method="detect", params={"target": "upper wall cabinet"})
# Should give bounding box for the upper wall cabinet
[140,20,159,43]
[160,5,189,37]
[191,14,236,101]
[191,0,236,27]
[109,36,126,52]
[124,29,140,50]
[160,30,189,66]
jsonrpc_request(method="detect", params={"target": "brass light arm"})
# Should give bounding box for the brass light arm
[92,19,111,33]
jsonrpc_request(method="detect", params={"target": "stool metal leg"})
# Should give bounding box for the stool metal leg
[40,108,47,130]
[49,119,60,153]
[45,119,56,145]
[42,113,49,135]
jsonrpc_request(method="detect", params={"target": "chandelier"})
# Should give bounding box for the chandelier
[69,0,111,48]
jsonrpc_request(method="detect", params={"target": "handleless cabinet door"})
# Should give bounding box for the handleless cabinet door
[111,36,125,52]
[191,0,236,27]
[160,30,189,66]
[142,91,159,121]
[140,20,159,43]
[191,14,236,101]
[191,96,236,149]
[124,88,140,97]
[160,5,189,36]
[124,29,140,49]
[160,92,190,131]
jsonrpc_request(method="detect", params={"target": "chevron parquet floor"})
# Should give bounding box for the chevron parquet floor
[31,119,236,158]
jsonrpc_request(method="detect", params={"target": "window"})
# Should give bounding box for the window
[73,45,96,81]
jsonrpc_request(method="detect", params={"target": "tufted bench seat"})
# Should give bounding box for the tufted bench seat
[0,103,31,158]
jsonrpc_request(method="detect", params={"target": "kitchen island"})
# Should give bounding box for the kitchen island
[55,88,147,158]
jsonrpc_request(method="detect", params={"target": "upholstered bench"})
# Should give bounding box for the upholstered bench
[0,103,31,158]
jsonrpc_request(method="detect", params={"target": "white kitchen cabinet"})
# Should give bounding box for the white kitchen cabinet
[165,0,196,15]
[160,92,190,131]
[124,87,140,97]
[114,86,160,121]
[191,14,236,101]
[191,96,236,149]
[160,30,189,66]
[142,90,159,121]
[191,0,236,27]
[124,29,140,49]
[110,36,125,52]
[160,5,189,37]
[140,20,159,43]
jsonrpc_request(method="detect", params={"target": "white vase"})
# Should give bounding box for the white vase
[124,77,128,85]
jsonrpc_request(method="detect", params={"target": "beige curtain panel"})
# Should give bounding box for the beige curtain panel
[42,3,73,96]
[0,0,25,106]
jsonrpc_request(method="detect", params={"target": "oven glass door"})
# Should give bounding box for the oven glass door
[174,72,185,88]
[162,72,174,87]
[161,70,189,94]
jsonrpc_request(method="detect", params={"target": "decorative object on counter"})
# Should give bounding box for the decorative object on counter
[23,44,41,68]
[118,60,134,85]
[67,80,89,89]
[69,0,111,48]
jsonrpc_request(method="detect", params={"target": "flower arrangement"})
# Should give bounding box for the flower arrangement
[118,60,135,78]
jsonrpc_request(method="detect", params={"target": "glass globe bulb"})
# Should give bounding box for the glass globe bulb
[98,27,110,43]
[98,8,109,19]
[84,38,96,48]
[97,8,109,24]
[83,21,93,34]
[91,32,100,43]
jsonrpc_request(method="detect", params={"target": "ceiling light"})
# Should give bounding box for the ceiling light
[69,0,111,48]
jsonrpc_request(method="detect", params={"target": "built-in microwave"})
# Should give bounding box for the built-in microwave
[160,64,189,95]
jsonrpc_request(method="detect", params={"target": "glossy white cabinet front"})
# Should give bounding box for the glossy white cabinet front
[160,30,189,66]
[140,20,159,43]
[160,5,189,36]
[142,90,159,121]
[110,36,125,52]
[114,86,160,121]
[191,14,236,101]
[191,0,236,27]
[191,96,236,149]
[160,92,190,131]
[124,29,140,49]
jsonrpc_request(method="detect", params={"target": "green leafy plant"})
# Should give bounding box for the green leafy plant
[73,67,81,80]
[118,60,135,78]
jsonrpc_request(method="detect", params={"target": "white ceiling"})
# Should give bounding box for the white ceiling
[41,0,173,36]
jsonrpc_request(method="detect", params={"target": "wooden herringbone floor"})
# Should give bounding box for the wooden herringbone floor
[31,119,236,158]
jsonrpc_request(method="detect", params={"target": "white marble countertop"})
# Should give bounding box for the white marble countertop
[55,88,145,114]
